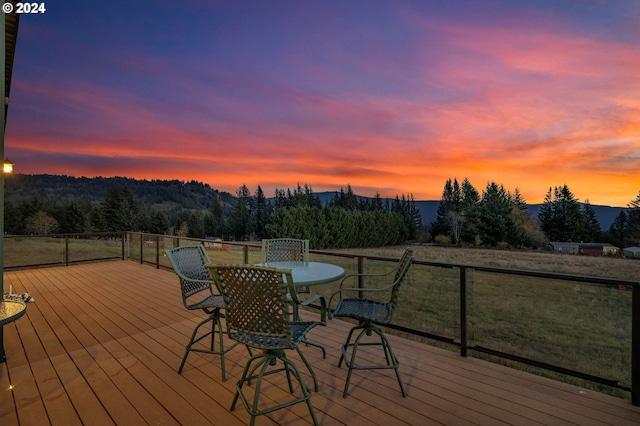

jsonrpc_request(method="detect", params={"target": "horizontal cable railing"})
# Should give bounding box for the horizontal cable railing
[4,232,126,270]
[4,231,639,405]
[125,232,640,405]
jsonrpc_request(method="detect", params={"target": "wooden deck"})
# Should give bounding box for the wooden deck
[1,261,639,425]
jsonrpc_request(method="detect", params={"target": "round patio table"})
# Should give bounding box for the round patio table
[258,261,345,357]
[0,300,26,326]
[259,261,345,288]
[1,300,27,363]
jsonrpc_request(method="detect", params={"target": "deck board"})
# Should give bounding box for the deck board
[2,261,640,425]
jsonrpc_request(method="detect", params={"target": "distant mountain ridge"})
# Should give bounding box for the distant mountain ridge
[5,175,626,229]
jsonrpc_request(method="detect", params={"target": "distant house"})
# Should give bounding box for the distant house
[204,237,223,249]
[579,243,621,256]
[546,242,580,254]
[547,242,622,256]
[623,246,640,259]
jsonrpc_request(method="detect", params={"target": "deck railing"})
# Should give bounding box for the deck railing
[4,231,639,406]
[4,232,126,269]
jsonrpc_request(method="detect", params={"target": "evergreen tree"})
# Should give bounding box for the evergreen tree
[291,183,307,207]
[100,184,140,232]
[253,185,271,240]
[507,187,540,248]
[101,185,122,231]
[4,199,22,234]
[186,210,205,238]
[149,208,169,235]
[608,211,628,248]
[229,184,252,240]
[81,204,99,233]
[408,194,422,238]
[330,185,358,211]
[371,192,385,211]
[512,187,527,211]
[627,191,640,246]
[206,197,226,238]
[537,187,554,240]
[322,206,355,248]
[120,185,139,231]
[581,200,601,242]
[273,188,290,209]
[136,205,151,233]
[553,185,583,241]
[432,178,464,244]
[538,184,583,242]
[167,209,184,235]
[288,183,321,208]
[476,182,516,246]
[390,193,420,240]
[19,197,47,226]
[460,178,480,244]
[89,206,104,233]
[62,199,90,233]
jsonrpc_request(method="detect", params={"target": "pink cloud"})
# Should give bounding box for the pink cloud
[6,2,640,207]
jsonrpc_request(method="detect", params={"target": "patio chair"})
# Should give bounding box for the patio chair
[165,245,249,380]
[260,238,309,263]
[261,238,310,294]
[206,264,325,426]
[260,237,325,355]
[328,248,415,398]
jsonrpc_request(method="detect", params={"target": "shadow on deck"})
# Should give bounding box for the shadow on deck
[2,261,639,425]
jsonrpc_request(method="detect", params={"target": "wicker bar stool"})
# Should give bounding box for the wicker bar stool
[328,248,415,397]
[260,238,309,263]
[207,264,325,426]
[165,245,250,380]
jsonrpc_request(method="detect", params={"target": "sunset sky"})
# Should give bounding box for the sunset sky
[5,0,640,206]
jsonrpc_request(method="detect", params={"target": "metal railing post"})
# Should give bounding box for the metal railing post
[357,255,365,298]
[633,284,640,406]
[155,235,160,268]
[460,266,468,357]
[65,235,70,266]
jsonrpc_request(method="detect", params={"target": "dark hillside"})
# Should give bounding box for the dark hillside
[5,174,235,210]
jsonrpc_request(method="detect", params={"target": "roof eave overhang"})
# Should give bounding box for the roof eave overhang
[5,3,20,124]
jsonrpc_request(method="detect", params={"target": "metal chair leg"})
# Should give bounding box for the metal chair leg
[339,322,406,397]
[232,351,318,426]
[178,315,215,374]
[178,311,245,381]
[296,346,319,391]
[373,326,406,397]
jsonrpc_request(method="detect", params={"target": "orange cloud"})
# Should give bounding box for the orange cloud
[6,2,640,207]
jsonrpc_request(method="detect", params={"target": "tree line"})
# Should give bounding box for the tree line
[5,174,640,250]
[4,181,421,249]
[430,178,640,249]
